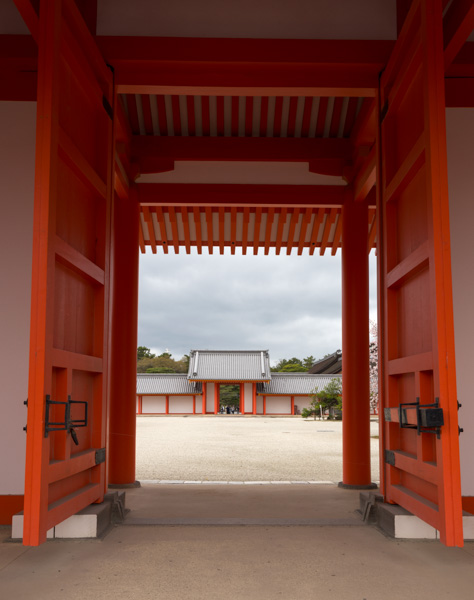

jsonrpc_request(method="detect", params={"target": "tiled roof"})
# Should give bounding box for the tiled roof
[137,373,202,395]
[257,373,341,395]
[188,350,271,381]
[307,350,342,374]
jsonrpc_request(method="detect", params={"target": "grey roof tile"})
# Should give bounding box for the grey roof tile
[257,373,342,395]
[188,350,271,381]
[137,373,202,395]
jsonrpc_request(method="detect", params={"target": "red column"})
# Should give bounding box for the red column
[239,383,243,413]
[166,395,169,415]
[214,383,219,414]
[252,383,257,414]
[291,396,295,415]
[263,396,266,415]
[137,396,142,415]
[340,193,374,488]
[193,395,196,414]
[202,382,206,414]
[108,187,140,487]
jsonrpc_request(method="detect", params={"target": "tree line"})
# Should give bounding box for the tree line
[137,346,189,373]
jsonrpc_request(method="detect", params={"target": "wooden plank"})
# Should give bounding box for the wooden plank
[51,348,103,373]
[297,208,312,255]
[387,352,433,375]
[58,127,107,199]
[46,483,101,530]
[384,133,425,203]
[285,208,300,255]
[253,207,262,255]
[49,450,97,484]
[155,206,169,254]
[55,236,104,286]
[142,207,157,254]
[386,241,429,288]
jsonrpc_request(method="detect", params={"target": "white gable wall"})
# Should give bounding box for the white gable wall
[0,102,36,495]
[446,108,474,496]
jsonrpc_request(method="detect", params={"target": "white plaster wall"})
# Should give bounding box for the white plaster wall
[256,396,263,414]
[243,383,253,413]
[0,102,36,494]
[266,396,292,415]
[206,382,215,413]
[446,108,474,496]
[293,396,312,414]
[169,396,194,413]
[142,395,166,413]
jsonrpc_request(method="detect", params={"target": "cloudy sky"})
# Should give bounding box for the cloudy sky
[137,249,377,366]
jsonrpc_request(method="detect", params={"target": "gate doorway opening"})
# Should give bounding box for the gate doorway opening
[219,384,241,414]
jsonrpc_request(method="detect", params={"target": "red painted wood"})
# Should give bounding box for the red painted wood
[23,0,113,546]
[131,135,352,163]
[378,0,462,547]
[138,183,350,208]
[341,192,371,486]
[108,184,139,485]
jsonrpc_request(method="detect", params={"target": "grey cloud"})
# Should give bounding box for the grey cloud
[138,250,377,363]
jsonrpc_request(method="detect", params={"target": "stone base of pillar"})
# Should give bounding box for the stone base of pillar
[108,481,141,489]
[338,481,378,490]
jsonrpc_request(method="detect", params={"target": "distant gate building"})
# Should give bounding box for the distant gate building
[137,350,341,415]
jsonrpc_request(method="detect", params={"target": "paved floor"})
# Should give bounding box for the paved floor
[1,484,474,600]
[136,416,380,483]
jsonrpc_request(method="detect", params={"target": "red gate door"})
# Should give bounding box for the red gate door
[378,0,463,546]
[23,0,114,546]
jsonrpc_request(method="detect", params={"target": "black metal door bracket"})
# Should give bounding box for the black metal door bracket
[44,395,88,445]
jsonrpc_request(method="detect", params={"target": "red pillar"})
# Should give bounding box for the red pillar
[108,187,140,487]
[291,396,295,415]
[340,193,374,488]
[252,383,257,415]
[239,383,243,413]
[214,383,219,414]
[263,396,266,415]
[202,382,206,414]
[165,395,169,415]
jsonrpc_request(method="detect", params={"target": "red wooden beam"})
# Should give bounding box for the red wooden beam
[131,136,353,169]
[350,98,376,148]
[229,207,237,255]
[285,208,300,255]
[444,0,474,69]
[168,206,180,253]
[274,208,288,255]
[319,208,337,256]
[253,207,262,255]
[354,146,376,202]
[12,0,39,42]
[218,206,225,255]
[137,184,359,208]
[264,208,275,255]
[205,207,214,254]
[142,207,157,254]
[193,206,203,254]
[181,206,191,254]
[308,210,326,256]
[155,206,169,254]
[297,208,313,255]
[241,208,250,255]
[97,37,393,96]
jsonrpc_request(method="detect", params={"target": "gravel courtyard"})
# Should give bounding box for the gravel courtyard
[136,416,380,483]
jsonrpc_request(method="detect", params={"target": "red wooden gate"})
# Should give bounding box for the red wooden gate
[378,0,463,546]
[23,0,114,546]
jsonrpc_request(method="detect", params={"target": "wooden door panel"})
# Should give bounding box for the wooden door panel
[23,0,113,546]
[378,0,463,546]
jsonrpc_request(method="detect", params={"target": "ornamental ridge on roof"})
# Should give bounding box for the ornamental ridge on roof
[188,349,271,382]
